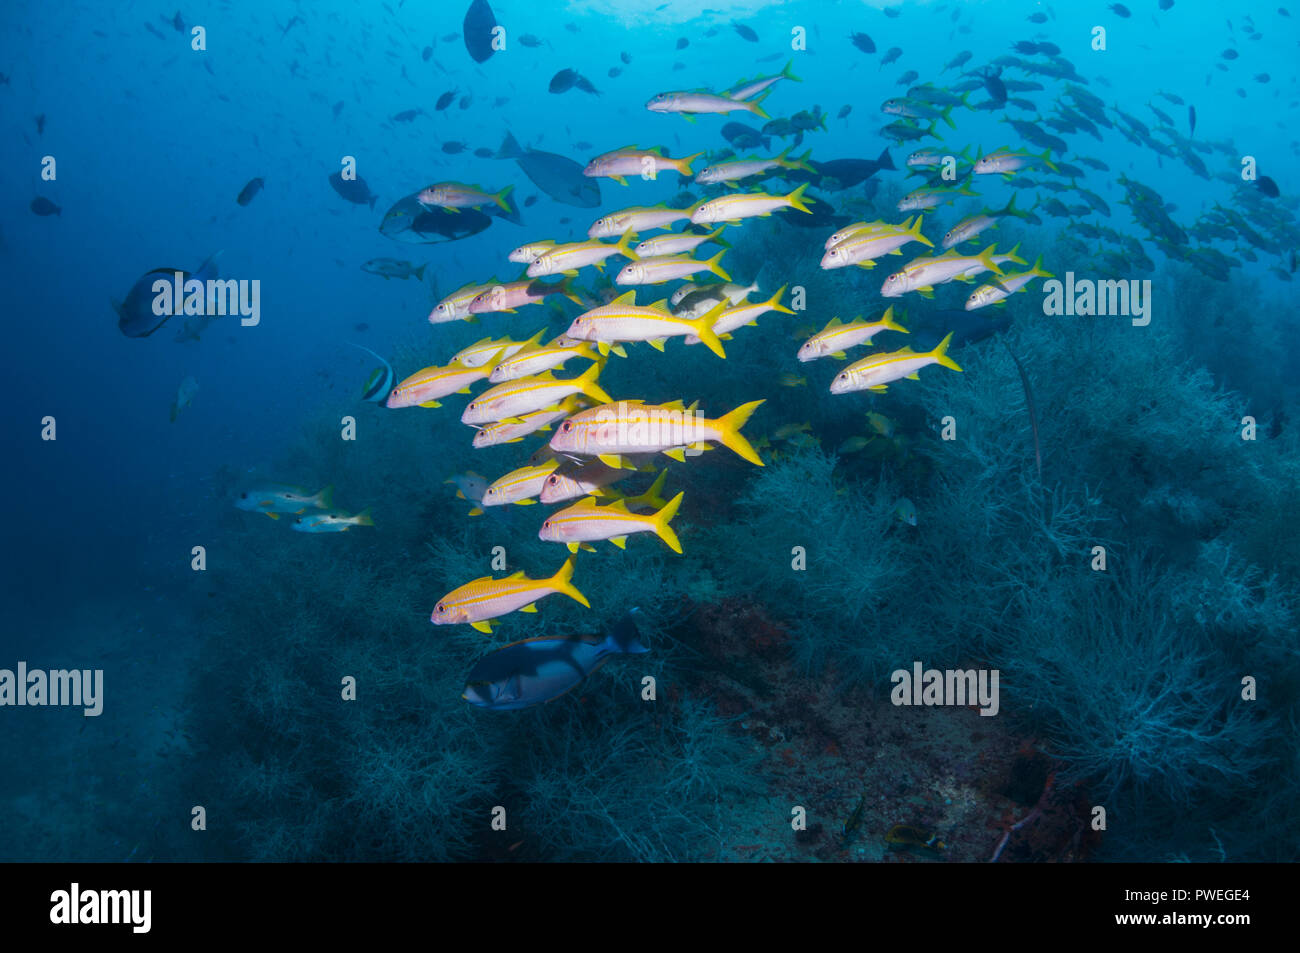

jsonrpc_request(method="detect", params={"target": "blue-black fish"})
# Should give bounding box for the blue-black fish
[734,22,759,42]
[1188,104,1196,136]
[114,254,219,338]
[849,32,875,53]
[30,197,61,216]
[496,132,600,207]
[1257,175,1280,198]
[380,194,494,243]
[463,612,648,710]
[236,177,264,206]
[349,344,396,404]
[436,89,457,110]
[462,0,497,64]
[328,171,377,210]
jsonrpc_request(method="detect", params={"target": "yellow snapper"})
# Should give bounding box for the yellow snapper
[830,333,962,394]
[430,279,499,323]
[471,396,591,448]
[797,307,908,362]
[633,226,728,258]
[565,291,728,359]
[488,337,600,382]
[507,240,557,264]
[450,330,544,369]
[432,555,589,633]
[615,249,730,286]
[539,459,659,504]
[819,217,931,270]
[583,145,703,185]
[881,245,1004,298]
[549,399,766,467]
[684,285,794,343]
[540,491,685,553]
[966,256,1054,310]
[694,145,814,185]
[462,362,613,425]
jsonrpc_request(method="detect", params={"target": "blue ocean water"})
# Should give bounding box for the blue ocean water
[2,0,1297,862]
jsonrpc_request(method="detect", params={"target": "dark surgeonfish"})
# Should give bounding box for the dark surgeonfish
[786,150,896,190]
[349,344,396,404]
[30,197,61,216]
[114,254,219,338]
[236,177,264,206]
[379,194,494,243]
[463,611,648,710]
[496,132,600,207]
[329,171,378,210]
[463,0,497,64]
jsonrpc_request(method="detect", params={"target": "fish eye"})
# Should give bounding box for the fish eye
[435,604,445,614]
[468,401,477,409]
[546,475,559,485]
[838,373,848,382]
[561,421,573,431]
[542,520,551,529]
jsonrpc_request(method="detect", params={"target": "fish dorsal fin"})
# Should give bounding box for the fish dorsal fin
[607,499,631,512]
[826,316,843,328]
[660,399,686,410]
[648,298,669,312]
[506,570,527,579]
[613,290,637,305]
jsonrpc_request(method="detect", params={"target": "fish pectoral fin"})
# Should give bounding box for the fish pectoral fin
[830,351,847,360]
[663,448,687,462]
[418,400,443,408]
[611,344,628,358]
[648,338,667,351]
[609,536,629,549]
[513,499,538,506]
[597,453,626,469]
[470,620,494,633]
[520,603,538,613]
[917,287,935,298]
[869,385,889,392]
[855,261,875,269]
[612,176,628,186]
[468,507,484,516]
[906,372,921,380]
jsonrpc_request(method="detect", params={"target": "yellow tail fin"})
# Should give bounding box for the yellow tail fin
[747,89,772,120]
[910,215,933,248]
[932,332,963,372]
[706,248,731,282]
[691,301,728,359]
[575,360,613,404]
[652,491,685,554]
[549,555,590,607]
[880,306,908,334]
[786,181,813,214]
[675,151,704,177]
[767,284,795,315]
[714,399,766,466]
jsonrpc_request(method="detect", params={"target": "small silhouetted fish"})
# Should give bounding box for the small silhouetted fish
[1159,0,1174,9]
[608,66,622,77]
[850,32,875,53]
[436,89,456,110]
[676,37,689,49]
[565,22,579,32]
[474,147,494,158]
[519,34,542,47]
[115,255,219,338]
[1028,11,1048,21]
[393,108,424,122]
[621,51,631,64]
[35,113,45,135]
[329,171,377,210]
[881,47,902,66]
[459,95,472,109]
[1189,104,1196,135]
[1222,48,1238,59]
[1257,175,1279,198]
[30,197,61,216]
[672,62,685,71]
[984,71,1007,104]
[667,191,697,209]
[884,5,901,15]
[524,195,538,207]
[332,100,344,118]
[575,74,600,94]
[355,323,370,332]
[838,105,852,118]
[441,33,458,42]
[442,141,468,154]
[734,22,758,41]
[1254,73,1270,82]
[463,0,497,63]
[236,177,264,206]
[550,69,577,93]
[363,258,426,280]
[1109,3,1131,16]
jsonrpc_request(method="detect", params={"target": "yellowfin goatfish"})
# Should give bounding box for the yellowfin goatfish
[897,183,977,212]
[468,277,583,313]
[830,334,962,394]
[685,285,794,344]
[432,555,589,633]
[724,59,802,101]
[549,399,766,467]
[820,218,931,269]
[690,183,812,224]
[387,360,498,409]
[824,220,891,249]
[565,291,728,359]
[471,396,591,448]
[540,491,685,553]
[646,88,772,119]
[973,147,1058,175]
[798,308,908,362]
[614,249,731,286]
[583,145,703,185]
[489,337,600,382]
[507,240,556,264]
[965,256,1054,310]
[483,459,562,507]
[462,612,647,710]
[292,509,374,533]
[450,331,543,369]
[539,459,657,504]
[633,226,728,258]
[881,246,1004,298]
[694,145,814,185]
[430,279,499,323]
[236,484,333,518]
[588,206,693,239]
[462,362,612,425]
[526,233,638,277]
[417,181,514,212]
[941,194,1030,249]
